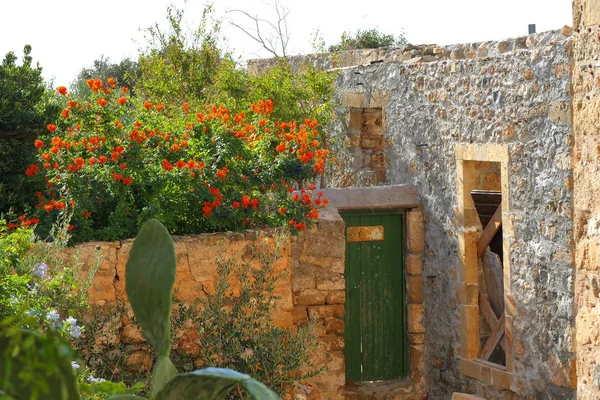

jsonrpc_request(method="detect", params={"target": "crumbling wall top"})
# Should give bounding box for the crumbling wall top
[247,28,572,75]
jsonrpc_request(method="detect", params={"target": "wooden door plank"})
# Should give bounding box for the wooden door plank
[371,214,384,379]
[479,314,505,360]
[477,205,502,258]
[344,215,362,382]
[360,214,374,380]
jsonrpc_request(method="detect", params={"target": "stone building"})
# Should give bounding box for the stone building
[239,0,600,398]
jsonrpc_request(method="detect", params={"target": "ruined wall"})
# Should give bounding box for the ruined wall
[68,212,345,398]
[572,0,600,398]
[330,29,575,399]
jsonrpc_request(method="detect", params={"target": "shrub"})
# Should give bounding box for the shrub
[329,28,406,52]
[0,214,95,326]
[189,235,319,397]
[0,45,61,215]
[1,219,279,399]
[23,79,328,242]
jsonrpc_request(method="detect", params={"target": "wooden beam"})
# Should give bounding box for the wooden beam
[478,293,507,353]
[479,314,505,360]
[477,204,502,258]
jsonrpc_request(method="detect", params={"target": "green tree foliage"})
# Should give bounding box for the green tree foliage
[0,45,45,134]
[71,56,140,97]
[0,45,60,215]
[329,28,407,52]
[136,5,224,103]
[135,4,337,132]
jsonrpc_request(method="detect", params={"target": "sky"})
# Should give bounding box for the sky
[0,0,572,87]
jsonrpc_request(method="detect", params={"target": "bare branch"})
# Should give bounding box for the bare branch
[226,1,291,58]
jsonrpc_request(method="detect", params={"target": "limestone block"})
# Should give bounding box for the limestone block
[407,275,424,303]
[319,335,344,351]
[302,370,345,397]
[451,394,485,400]
[292,306,308,322]
[308,305,344,319]
[406,253,423,275]
[326,291,345,304]
[89,275,117,304]
[585,0,600,26]
[271,310,294,329]
[295,289,327,306]
[409,333,424,345]
[292,269,316,292]
[407,304,425,333]
[316,275,344,291]
[342,93,367,108]
[410,344,424,380]
[348,109,362,131]
[325,351,344,371]
[325,317,344,335]
[407,209,425,253]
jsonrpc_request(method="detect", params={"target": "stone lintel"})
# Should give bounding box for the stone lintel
[320,184,419,211]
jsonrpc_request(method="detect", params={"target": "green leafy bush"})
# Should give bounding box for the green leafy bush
[1,219,279,399]
[0,215,95,325]
[24,78,328,242]
[329,28,406,52]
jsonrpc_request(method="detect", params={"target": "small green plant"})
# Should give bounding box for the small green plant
[193,236,319,396]
[329,28,406,52]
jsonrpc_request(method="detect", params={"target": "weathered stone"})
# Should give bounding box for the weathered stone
[407,210,425,253]
[295,289,327,306]
[324,317,344,335]
[410,344,424,380]
[406,253,423,275]
[316,275,344,291]
[292,306,308,322]
[407,304,425,333]
[549,102,573,123]
[548,356,577,388]
[326,290,345,304]
[319,335,344,352]
[307,305,344,319]
[407,275,424,303]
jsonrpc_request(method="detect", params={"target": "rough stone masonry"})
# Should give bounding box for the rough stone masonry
[251,2,600,398]
[322,28,576,399]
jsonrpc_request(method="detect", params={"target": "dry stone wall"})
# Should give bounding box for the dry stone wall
[329,29,575,399]
[68,211,345,398]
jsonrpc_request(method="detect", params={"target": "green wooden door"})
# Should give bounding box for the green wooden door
[342,211,408,383]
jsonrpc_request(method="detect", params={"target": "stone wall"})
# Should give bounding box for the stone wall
[327,28,576,399]
[573,0,600,399]
[68,211,346,398]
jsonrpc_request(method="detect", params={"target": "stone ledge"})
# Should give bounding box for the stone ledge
[460,358,514,391]
[321,184,419,211]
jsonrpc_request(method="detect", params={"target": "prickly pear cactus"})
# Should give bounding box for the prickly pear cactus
[125,219,178,396]
[119,219,279,400]
[155,368,280,400]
